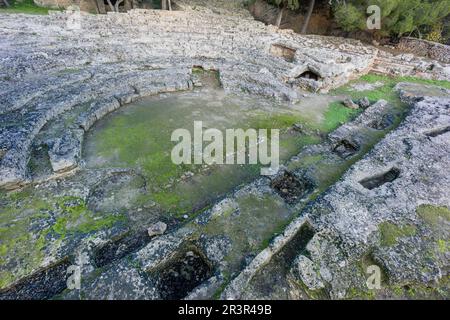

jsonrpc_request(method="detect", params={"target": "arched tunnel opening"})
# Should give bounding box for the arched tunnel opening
[298,70,321,81]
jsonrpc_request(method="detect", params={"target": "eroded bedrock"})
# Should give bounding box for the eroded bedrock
[224,84,450,300]
[0,7,448,190]
[0,4,449,300]
[0,84,351,297]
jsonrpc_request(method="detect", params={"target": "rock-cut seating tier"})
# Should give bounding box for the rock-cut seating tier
[0,9,447,190]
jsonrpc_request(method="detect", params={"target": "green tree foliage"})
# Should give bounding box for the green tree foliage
[264,0,449,40]
[333,2,366,32]
[332,0,450,38]
[269,0,301,10]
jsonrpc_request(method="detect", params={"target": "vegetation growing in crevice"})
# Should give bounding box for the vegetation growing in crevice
[262,0,450,43]
[321,101,360,132]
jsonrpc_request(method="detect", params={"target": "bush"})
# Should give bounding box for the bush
[333,2,366,32]
[332,0,450,39]
[425,24,444,43]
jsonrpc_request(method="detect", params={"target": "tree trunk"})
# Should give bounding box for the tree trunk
[301,0,315,34]
[161,0,167,10]
[275,7,284,28]
[4,0,10,7]
[96,0,107,14]
[93,0,100,14]
[168,0,172,11]
[106,0,115,12]
[114,0,124,12]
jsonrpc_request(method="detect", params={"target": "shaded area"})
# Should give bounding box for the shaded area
[298,70,320,81]
[93,231,150,268]
[0,259,70,300]
[270,44,296,62]
[332,139,359,159]
[360,167,401,190]
[271,170,314,205]
[155,250,212,300]
[241,222,316,299]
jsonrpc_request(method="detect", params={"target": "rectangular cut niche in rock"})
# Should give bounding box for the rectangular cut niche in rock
[367,113,395,130]
[191,66,222,89]
[155,249,213,300]
[270,44,297,63]
[280,222,316,266]
[93,231,150,268]
[333,139,359,159]
[271,171,315,205]
[359,168,401,190]
[27,144,53,179]
[0,259,71,300]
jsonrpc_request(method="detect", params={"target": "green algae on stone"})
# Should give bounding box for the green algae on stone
[0,190,126,289]
[378,222,417,247]
[320,101,360,132]
[0,189,53,288]
[417,205,450,256]
[345,287,376,300]
[388,277,450,300]
[331,73,450,107]
[417,205,450,226]
[53,196,126,238]
[251,101,360,134]
[84,91,335,215]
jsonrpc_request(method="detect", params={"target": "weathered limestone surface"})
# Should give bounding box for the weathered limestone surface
[223,85,450,300]
[0,4,449,300]
[0,8,447,190]
[52,96,399,300]
[308,94,450,296]
[48,129,84,173]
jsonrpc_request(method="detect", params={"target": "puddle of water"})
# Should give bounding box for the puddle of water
[83,90,331,216]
